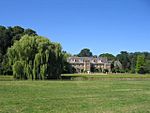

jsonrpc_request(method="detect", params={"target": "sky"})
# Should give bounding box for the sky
[1,0,150,55]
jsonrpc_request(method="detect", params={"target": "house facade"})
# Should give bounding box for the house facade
[67,57,112,73]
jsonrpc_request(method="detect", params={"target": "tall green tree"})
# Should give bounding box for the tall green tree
[136,55,145,74]
[7,35,63,80]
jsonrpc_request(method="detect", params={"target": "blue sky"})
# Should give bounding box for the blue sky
[1,0,150,55]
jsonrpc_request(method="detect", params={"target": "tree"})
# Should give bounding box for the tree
[78,48,93,57]
[7,35,63,80]
[129,53,137,73]
[136,55,145,74]
[62,51,73,74]
[143,60,150,73]
[10,26,24,43]
[0,25,37,75]
[99,53,115,61]
[116,51,130,72]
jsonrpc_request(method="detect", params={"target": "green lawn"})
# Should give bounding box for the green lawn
[62,73,150,81]
[0,78,150,113]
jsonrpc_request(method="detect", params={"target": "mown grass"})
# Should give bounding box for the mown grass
[0,78,150,113]
[62,73,150,81]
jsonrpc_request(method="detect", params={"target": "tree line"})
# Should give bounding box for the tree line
[0,26,64,80]
[70,48,150,74]
[0,26,150,80]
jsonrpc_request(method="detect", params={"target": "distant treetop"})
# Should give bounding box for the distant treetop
[78,48,93,57]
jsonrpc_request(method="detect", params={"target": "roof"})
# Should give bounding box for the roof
[67,57,108,64]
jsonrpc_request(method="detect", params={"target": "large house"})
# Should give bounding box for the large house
[67,57,112,73]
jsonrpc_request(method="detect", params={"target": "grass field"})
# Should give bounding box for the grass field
[0,75,150,113]
[62,73,150,81]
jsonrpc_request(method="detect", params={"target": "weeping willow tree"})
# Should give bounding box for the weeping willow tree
[7,35,63,80]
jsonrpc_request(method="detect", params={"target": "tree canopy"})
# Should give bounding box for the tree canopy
[7,35,64,80]
[99,53,115,61]
[0,26,37,75]
[78,48,93,57]
[116,51,130,72]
